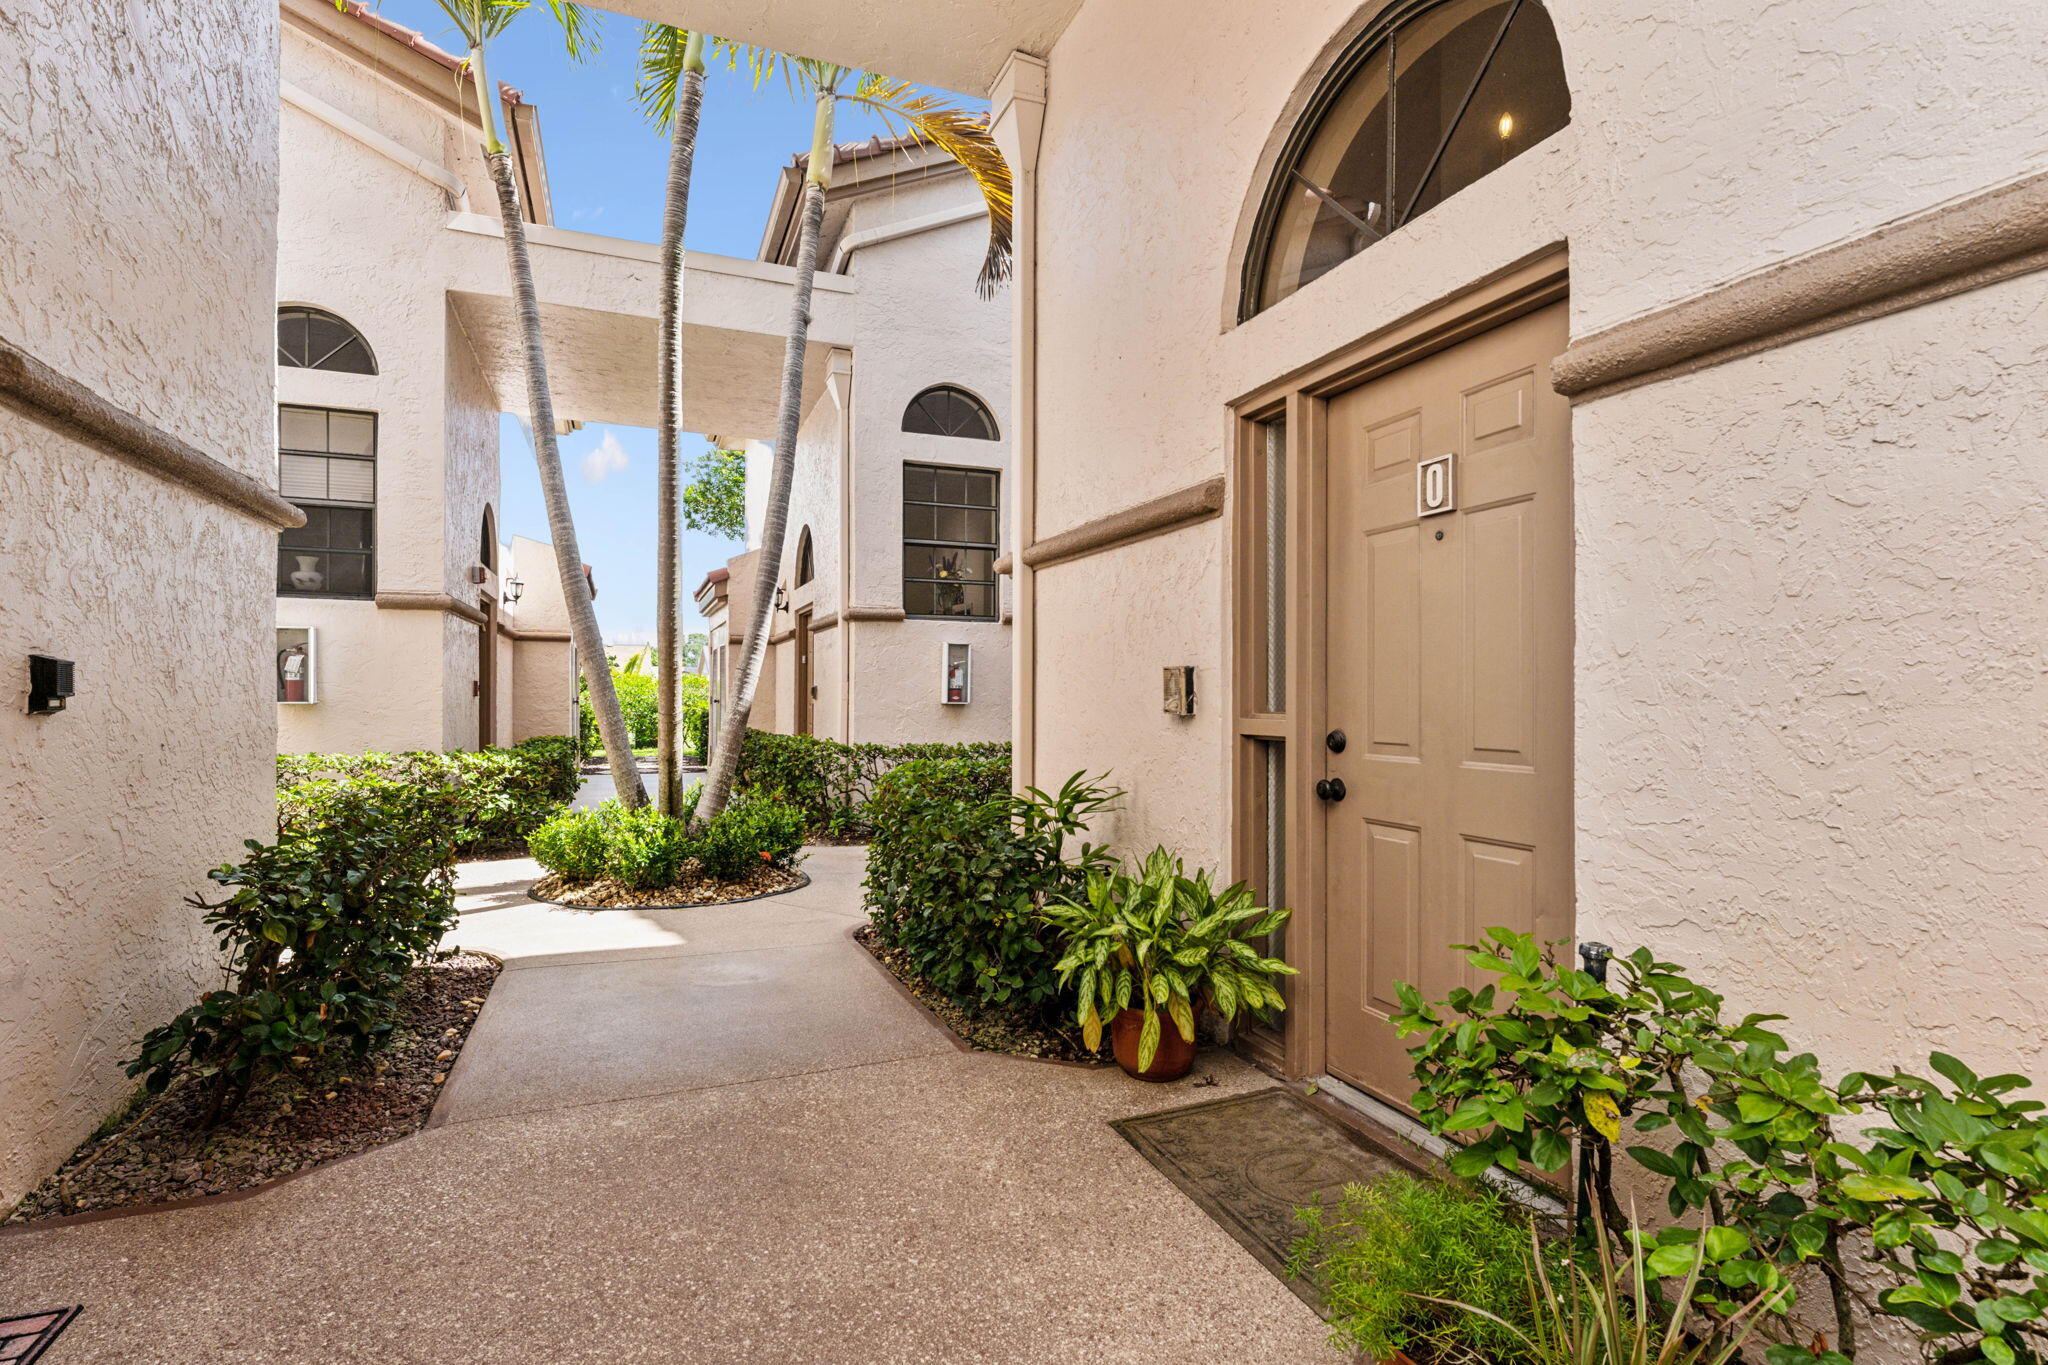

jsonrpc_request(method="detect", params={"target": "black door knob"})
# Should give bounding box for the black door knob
[1315,777,1347,802]
[1326,729,1347,753]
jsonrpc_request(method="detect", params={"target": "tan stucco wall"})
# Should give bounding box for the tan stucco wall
[0,0,280,1207]
[1022,0,2048,1092]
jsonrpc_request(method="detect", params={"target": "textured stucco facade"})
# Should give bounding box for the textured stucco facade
[1006,0,2048,1098]
[0,0,281,1208]
[734,149,1016,750]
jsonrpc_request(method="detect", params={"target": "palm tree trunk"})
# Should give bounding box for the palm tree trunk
[655,41,707,814]
[697,90,833,824]
[485,146,646,807]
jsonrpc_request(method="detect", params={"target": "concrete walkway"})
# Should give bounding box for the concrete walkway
[0,845,1332,1363]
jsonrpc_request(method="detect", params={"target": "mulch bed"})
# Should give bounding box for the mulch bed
[854,925,1101,1064]
[531,862,806,908]
[3,952,500,1226]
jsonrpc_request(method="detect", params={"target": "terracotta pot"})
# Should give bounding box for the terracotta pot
[1109,1007,1196,1081]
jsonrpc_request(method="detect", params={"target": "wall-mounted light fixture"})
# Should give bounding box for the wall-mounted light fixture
[28,654,75,715]
[504,575,525,604]
[1163,666,1196,716]
[774,585,789,614]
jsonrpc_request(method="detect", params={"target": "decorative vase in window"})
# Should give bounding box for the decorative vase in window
[289,554,325,591]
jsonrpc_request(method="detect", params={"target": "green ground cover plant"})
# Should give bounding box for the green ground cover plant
[1290,1174,1554,1364]
[862,764,1113,1022]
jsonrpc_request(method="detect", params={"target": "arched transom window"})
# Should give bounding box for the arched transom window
[277,306,378,374]
[1244,0,1570,318]
[794,526,815,586]
[902,385,998,441]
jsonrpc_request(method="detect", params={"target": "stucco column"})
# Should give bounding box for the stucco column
[990,51,1046,792]
[826,347,854,741]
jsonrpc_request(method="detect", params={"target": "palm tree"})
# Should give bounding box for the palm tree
[694,57,1013,823]
[635,24,710,815]
[363,0,647,807]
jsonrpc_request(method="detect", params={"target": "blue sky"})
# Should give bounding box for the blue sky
[367,0,915,644]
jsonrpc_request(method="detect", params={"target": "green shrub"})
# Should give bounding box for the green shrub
[697,795,808,880]
[604,803,697,890]
[277,736,578,854]
[1289,1175,1551,1364]
[863,765,1116,1020]
[734,730,1010,839]
[528,789,805,889]
[527,804,615,882]
[128,775,460,1123]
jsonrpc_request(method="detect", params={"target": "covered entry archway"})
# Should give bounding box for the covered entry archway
[1230,252,1572,1100]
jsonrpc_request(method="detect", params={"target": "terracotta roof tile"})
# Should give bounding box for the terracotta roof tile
[333,1,524,104]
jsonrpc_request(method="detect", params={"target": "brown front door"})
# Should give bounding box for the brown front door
[793,609,813,736]
[477,604,497,750]
[1321,301,1572,1103]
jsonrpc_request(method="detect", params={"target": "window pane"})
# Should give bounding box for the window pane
[904,504,937,540]
[329,507,373,550]
[937,507,971,543]
[279,312,311,367]
[1260,45,1390,311]
[280,505,326,548]
[903,581,938,616]
[964,472,997,508]
[1391,0,1505,218]
[326,457,375,504]
[934,469,966,505]
[327,412,376,455]
[279,453,329,501]
[963,508,997,545]
[1407,0,1571,219]
[279,407,326,451]
[904,464,935,502]
[325,552,369,596]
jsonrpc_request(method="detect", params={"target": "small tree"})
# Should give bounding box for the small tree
[680,442,747,539]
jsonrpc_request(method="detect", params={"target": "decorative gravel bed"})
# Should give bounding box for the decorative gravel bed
[530,863,806,909]
[854,924,1100,1064]
[3,952,500,1226]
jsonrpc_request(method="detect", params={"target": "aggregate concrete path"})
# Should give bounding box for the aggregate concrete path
[0,844,1334,1363]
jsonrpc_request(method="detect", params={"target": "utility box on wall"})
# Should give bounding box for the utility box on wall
[1163,665,1196,716]
[942,643,971,705]
[276,627,317,704]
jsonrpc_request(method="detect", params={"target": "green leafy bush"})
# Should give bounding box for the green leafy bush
[697,795,808,880]
[527,790,805,890]
[1289,1175,1551,1364]
[1394,930,2048,1365]
[736,729,1010,839]
[128,775,460,1123]
[864,765,1116,1020]
[1040,846,1295,1069]
[277,734,577,854]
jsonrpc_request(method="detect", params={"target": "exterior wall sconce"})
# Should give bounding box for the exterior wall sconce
[28,654,75,715]
[942,643,971,705]
[774,585,789,614]
[504,575,524,604]
[1163,666,1196,716]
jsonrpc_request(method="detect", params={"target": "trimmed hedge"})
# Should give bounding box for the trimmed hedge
[735,730,1011,840]
[862,763,1116,1021]
[277,733,579,855]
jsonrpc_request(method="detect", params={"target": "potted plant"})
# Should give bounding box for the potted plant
[1040,846,1296,1080]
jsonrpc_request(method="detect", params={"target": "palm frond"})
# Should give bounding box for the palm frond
[541,0,602,60]
[844,75,1014,298]
[634,23,689,127]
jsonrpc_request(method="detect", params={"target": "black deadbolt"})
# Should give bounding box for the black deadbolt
[1325,729,1347,753]
[1315,777,1347,802]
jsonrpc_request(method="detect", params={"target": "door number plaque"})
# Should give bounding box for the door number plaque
[1417,453,1455,517]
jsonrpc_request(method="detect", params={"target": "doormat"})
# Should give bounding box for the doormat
[0,1306,81,1363]
[1112,1087,1415,1313]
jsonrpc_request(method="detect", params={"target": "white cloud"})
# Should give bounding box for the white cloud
[579,432,630,483]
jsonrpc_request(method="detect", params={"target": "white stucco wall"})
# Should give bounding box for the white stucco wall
[0,0,280,1208]
[1024,0,2048,1092]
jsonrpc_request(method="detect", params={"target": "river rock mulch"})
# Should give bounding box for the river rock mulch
[3,952,500,1226]
[854,925,1100,1064]
[530,862,805,908]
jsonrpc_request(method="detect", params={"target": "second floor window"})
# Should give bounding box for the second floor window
[903,463,997,620]
[277,405,376,599]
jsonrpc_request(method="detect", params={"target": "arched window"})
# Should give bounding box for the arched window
[277,306,378,374]
[1243,0,1570,319]
[794,526,815,586]
[902,385,998,441]
[480,507,498,571]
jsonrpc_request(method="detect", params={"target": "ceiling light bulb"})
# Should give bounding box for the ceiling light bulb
[1497,112,1515,139]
